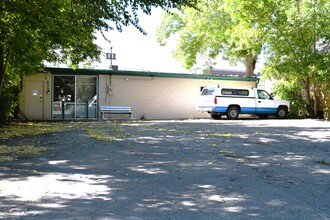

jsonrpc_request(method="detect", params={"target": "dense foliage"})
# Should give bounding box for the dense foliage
[0,0,197,123]
[262,0,330,118]
[157,0,265,77]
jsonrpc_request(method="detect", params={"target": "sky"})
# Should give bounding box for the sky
[94,8,246,74]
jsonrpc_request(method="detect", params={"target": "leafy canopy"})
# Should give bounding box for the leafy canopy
[262,0,330,117]
[157,0,271,76]
[0,0,197,71]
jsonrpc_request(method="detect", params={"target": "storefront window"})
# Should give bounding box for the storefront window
[52,75,97,119]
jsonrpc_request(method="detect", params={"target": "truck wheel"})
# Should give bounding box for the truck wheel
[227,106,239,119]
[210,113,222,120]
[276,107,287,119]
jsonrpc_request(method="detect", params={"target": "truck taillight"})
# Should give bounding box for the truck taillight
[214,97,217,104]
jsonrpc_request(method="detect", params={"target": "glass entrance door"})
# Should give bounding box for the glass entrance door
[76,76,97,118]
[52,75,97,119]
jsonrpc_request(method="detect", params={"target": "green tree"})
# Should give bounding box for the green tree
[0,0,196,123]
[263,0,330,118]
[157,0,272,76]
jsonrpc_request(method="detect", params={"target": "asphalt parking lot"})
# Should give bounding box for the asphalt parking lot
[0,119,330,219]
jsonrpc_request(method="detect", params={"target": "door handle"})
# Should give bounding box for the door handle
[258,101,261,103]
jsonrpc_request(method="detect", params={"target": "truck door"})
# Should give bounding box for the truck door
[255,90,277,114]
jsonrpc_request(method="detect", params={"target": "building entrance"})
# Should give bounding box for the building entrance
[25,81,44,120]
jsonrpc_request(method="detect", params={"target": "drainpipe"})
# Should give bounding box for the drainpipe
[62,101,65,120]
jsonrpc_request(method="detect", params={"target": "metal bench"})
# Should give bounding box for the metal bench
[100,106,133,119]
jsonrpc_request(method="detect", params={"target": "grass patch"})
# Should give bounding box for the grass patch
[85,129,129,142]
[158,128,189,134]
[0,122,69,139]
[84,122,129,142]
[85,122,124,132]
[201,133,239,137]
[219,150,238,158]
[0,145,48,162]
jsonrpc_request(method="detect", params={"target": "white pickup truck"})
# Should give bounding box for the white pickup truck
[196,86,290,119]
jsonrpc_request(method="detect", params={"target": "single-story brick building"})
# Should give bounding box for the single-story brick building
[19,67,259,120]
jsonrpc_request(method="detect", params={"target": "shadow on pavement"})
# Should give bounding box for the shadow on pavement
[0,119,329,219]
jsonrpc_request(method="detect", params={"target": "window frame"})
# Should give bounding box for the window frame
[221,88,249,96]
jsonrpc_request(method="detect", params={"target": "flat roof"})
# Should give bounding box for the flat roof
[46,67,259,82]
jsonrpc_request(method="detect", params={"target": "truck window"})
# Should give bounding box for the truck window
[257,90,272,99]
[221,89,249,96]
[201,88,215,95]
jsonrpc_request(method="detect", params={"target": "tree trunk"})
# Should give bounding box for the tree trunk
[0,44,5,100]
[244,54,257,77]
[301,77,314,118]
[313,81,317,118]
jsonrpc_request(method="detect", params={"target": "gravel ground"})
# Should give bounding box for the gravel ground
[0,119,330,220]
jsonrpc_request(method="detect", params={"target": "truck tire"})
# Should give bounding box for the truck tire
[276,107,287,119]
[227,106,239,119]
[210,113,222,120]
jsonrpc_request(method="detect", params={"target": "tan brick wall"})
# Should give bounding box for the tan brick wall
[99,75,256,119]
